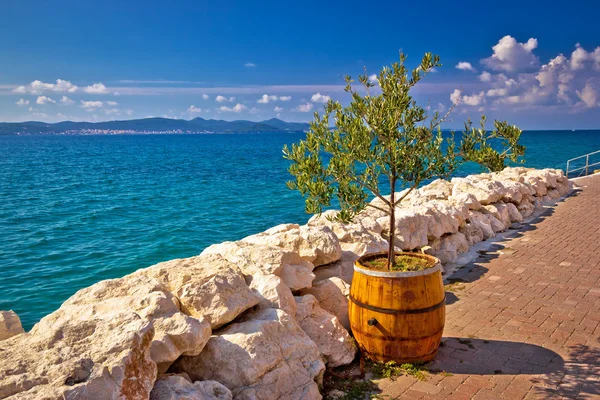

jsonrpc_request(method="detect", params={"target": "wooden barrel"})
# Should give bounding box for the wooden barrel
[348,252,445,363]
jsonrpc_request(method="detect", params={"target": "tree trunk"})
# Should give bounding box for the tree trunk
[387,179,396,270]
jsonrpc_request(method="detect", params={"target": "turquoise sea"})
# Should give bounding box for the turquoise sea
[1,130,599,330]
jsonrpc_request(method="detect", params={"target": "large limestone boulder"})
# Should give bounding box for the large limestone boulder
[482,203,512,229]
[377,208,429,250]
[428,232,469,264]
[150,374,232,400]
[249,274,296,318]
[459,222,485,246]
[300,277,350,331]
[242,223,341,267]
[170,308,325,400]
[294,295,356,367]
[0,310,24,341]
[0,310,156,400]
[312,251,358,285]
[505,202,524,223]
[421,200,466,237]
[415,179,453,201]
[500,180,533,204]
[518,199,537,218]
[467,211,496,240]
[451,177,506,205]
[448,192,481,211]
[61,276,211,375]
[201,241,316,291]
[140,254,260,329]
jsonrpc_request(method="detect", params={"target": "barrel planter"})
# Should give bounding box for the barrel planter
[348,252,445,364]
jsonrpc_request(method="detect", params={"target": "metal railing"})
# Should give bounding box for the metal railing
[566,150,600,178]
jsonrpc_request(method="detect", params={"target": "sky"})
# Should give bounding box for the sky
[1,0,600,130]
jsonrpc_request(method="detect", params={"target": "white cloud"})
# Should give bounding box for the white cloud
[486,88,508,97]
[450,89,461,105]
[450,89,485,106]
[478,71,492,82]
[13,79,78,94]
[258,94,278,104]
[106,101,118,106]
[60,96,75,105]
[244,62,256,67]
[463,91,486,106]
[274,106,283,112]
[279,96,291,101]
[576,80,600,108]
[219,103,247,113]
[294,103,314,112]
[84,83,109,94]
[215,95,228,102]
[16,98,29,106]
[80,100,103,111]
[456,62,475,72]
[188,105,202,113]
[437,103,446,113]
[482,35,539,72]
[105,108,120,115]
[368,74,378,84]
[36,96,56,105]
[570,43,600,70]
[310,93,330,103]
[202,94,209,100]
[126,109,134,116]
[228,96,235,102]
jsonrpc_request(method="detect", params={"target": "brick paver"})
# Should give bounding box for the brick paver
[377,175,600,399]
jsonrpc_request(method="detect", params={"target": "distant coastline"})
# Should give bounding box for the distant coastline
[0,117,311,136]
[2,118,599,136]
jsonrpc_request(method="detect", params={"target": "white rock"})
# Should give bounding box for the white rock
[242,224,341,267]
[377,208,429,250]
[482,203,512,229]
[300,277,351,331]
[0,310,157,400]
[313,251,357,286]
[451,177,506,205]
[467,211,496,240]
[0,310,24,341]
[416,179,453,200]
[294,295,356,367]
[429,232,469,264]
[150,374,232,400]
[518,200,536,218]
[140,254,260,330]
[505,202,523,223]
[459,222,485,247]
[202,241,317,291]
[59,273,213,375]
[249,274,296,318]
[448,192,481,211]
[171,308,325,400]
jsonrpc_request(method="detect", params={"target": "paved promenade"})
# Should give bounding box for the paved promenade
[376,174,600,399]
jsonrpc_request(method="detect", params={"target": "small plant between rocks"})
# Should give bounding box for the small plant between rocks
[370,360,429,381]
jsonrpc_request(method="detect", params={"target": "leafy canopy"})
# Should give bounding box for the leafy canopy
[283,52,524,269]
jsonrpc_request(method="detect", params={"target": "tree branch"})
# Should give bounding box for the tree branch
[366,203,390,215]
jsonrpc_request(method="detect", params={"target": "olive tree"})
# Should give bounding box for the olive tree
[283,53,525,270]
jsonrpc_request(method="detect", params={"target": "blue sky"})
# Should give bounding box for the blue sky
[1,0,600,129]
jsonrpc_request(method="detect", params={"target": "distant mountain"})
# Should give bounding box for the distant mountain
[0,117,311,135]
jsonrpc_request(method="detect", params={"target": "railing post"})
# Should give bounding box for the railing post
[566,160,570,178]
[586,155,589,176]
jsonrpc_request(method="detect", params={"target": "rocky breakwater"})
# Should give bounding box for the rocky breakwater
[0,167,571,399]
